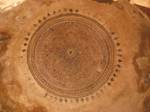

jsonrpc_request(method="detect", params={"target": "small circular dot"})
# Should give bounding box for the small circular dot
[114,37,118,40]
[44,93,48,97]
[76,98,79,102]
[81,98,84,102]
[22,49,26,52]
[115,69,119,72]
[75,9,79,12]
[53,11,56,14]
[47,13,50,16]
[107,82,111,86]
[117,64,121,68]
[69,9,73,12]
[113,74,116,77]
[110,78,114,81]
[111,32,115,35]
[34,24,37,26]
[59,98,63,102]
[118,59,122,62]
[116,43,120,46]
[38,20,42,23]
[64,99,68,103]
[118,49,122,52]
[25,38,29,41]
[24,43,27,46]
[53,69,56,72]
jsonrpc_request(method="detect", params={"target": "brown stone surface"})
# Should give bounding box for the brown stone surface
[0,0,150,112]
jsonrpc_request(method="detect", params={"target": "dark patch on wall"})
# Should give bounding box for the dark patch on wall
[133,25,150,93]
[0,32,11,57]
[0,33,10,41]
[93,0,113,4]
[143,95,150,112]
[0,63,48,111]
[0,31,26,112]
[0,31,48,112]
[136,5,150,19]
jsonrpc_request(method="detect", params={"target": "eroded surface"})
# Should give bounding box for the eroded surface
[0,0,150,112]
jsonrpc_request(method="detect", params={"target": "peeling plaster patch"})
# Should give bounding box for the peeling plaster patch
[130,0,150,8]
[0,32,11,57]
[0,0,25,12]
[133,25,150,93]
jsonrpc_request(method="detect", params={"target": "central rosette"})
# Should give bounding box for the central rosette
[27,14,114,97]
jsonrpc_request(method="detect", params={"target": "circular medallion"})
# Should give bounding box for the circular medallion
[27,14,115,98]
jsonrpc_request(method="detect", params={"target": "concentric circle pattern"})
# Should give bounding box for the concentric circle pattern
[27,14,115,98]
